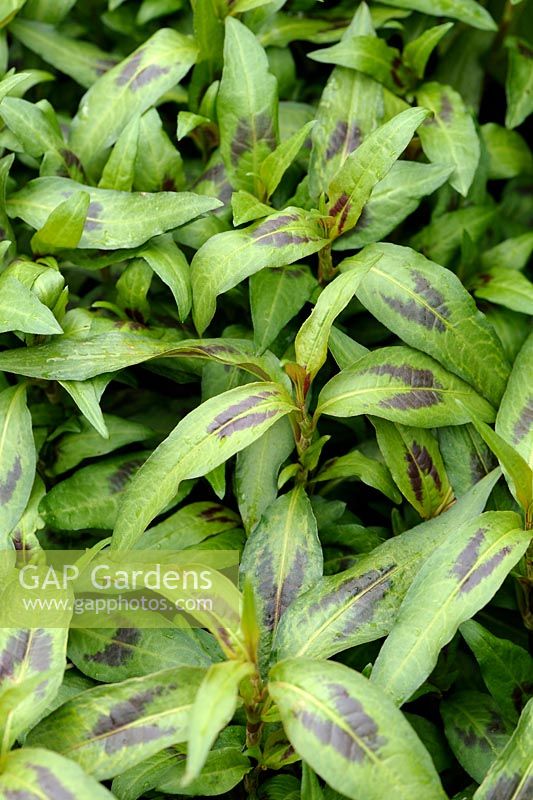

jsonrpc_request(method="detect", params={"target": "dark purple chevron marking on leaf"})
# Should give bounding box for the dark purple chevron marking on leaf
[253,214,299,237]
[512,397,533,444]
[95,57,120,77]
[108,458,144,493]
[512,681,533,714]
[381,270,450,332]
[230,113,275,167]
[206,390,279,439]
[84,202,104,232]
[130,65,169,91]
[28,630,53,672]
[87,628,141,667]
[60,149,83,172]
[199,505,236,523]
[115,51,144,86]
[91,686,173,753]
[440,93,454,122]
[484,773,527,800]
[307,564,395,635]
[4,790,40,800]
[253,214,312,247]
[460,547,512,593]
[261,549,309,631]
[405,443,442,502]
[33,766,75,800]
[370,364,444,410]
[297,684,383,762]
[196,162,225,187]
[451,528,486,582]
[0,630,31,679]
[0,455,21,503]
[325,121,361,161]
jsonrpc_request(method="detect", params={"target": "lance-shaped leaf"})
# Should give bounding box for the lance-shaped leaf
[134,501,241,550]
[140,234,192,322]
[235,417,295,534]
[370,511,528,706]
[417,82,480,195]
[0,95,64,158]
[0,273,63,334]
[191,207,329,334]
[403,23,454,79]
[310,449,401,503]
[441,691,513,783]
[308,2,384,198]
[0,627,68,747]
[316,345,496,428]
[326,107,428,238]
[155,739,251,796]
[460,620,533,721]
[250,265,317,354]
[349,243,510,406]
[7,176,221,250]
[9,18,120,88]
[31,189,90,252]
[69,627,219,683]
[184,661,253,784]
[134,107,185,193]
[60,373,113,438]
[240,487,323,667]
[217,17,277,194]
[111,748,183,800]
[295,258,377,380]
[0,332,283,381]
[27,666,206,779]
[309,36,410,94]
[496,333,533,468]
[411,205,496,268]
[0,748,116,799]
[505,38,533,130]
[481,123,533,180]
[272,470,500,660]
[112,382,296,549]
[259,121,315,200]
[269,659,447,800]
[98,116,140,192]
[372,418,454,518]
[0,384,36,543]
[474,267,533,316]
[381,0,496,31]
[473,698,533,800]
[334,162,452,251]
[69,29,198,177]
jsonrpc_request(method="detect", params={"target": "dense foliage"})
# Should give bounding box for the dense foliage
[0,0,532,797]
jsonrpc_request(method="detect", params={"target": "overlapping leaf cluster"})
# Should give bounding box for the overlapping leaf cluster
[0,0,531,797]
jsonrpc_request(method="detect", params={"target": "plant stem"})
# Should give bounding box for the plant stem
[317,243,335,284]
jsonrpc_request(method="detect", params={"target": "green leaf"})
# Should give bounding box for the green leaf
[250,265,317,353]
[334,161,452,251]
[472,698,533,800]
[326,107,429,237]
[259,121,315,199]
[269,658,446,800]
[460,620,533,721]
[351,243,510,406]
[379,0,496,31]
[9,18,120,87]
[7,176,221,250]
[155,740,251,796]
[372,418,453,518]
[31,189,90,251]
[0,384,36,542]
[309,35,409,94]
[27,666,206,779]
[69,627,219,682]
[241,487,323,666]
[328,326,369,369]
[441,691,513,783]
[134,500,241,550]
[0,748,116,799]
[0,272,62,334]
[140,234,192,321]
[111,748,182,800]
[217,17,277,195]
[496,333,533,469]
[272,470,500,660]
[98,115,140,191]
[133,107,185,192]
[0,95,63,157]
[184,661,253,783]
[403,23,454,78]
[235,416,295,534]
[112,382,296,549]
[505,38,533,129]
[295,259,377,380]
[69,28,198,178]
[316,345,496,428]
[59,374,113,438]
[232,190,272,225]
[411,205,496,267]
[416,82,480,195]
[311,448,401,503]
[481,123,533,179]
[191,207,329,334]
[39,450,153,530]
[370,511,528,705]
[308,3,384,199]
[481,232,533,272]
[438,423,496,496]
[474,267,533,315]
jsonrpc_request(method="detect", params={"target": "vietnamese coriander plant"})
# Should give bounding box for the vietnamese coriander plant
[0,0,532,798]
